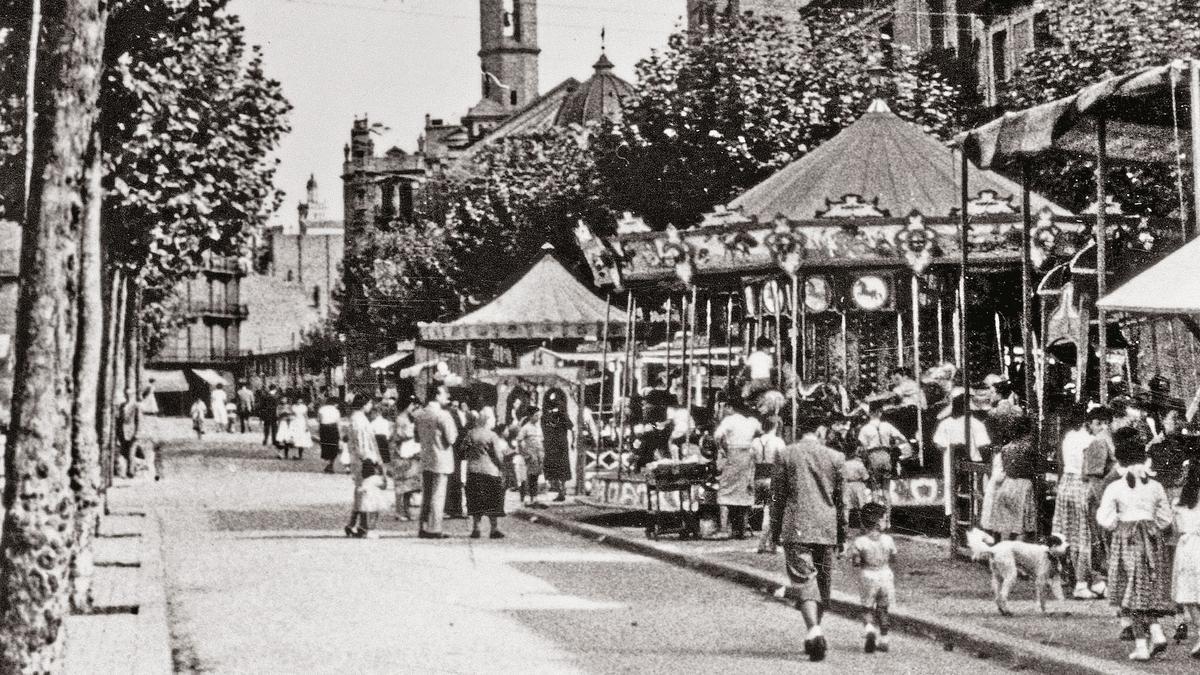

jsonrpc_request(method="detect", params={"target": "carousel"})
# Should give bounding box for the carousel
[575,89,1184,545]
[417,244,627,486]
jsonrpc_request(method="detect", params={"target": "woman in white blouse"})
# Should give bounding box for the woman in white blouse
[1096,426,1174,661]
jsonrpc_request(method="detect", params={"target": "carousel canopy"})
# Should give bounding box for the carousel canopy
[729,99,1069,220]
[958,62,1192,168]
[418,245,625,342]
[1097,235,1200,314]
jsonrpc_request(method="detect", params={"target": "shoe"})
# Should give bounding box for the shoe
[490,530,505,539]
[1072,583,1097,600]
[344,526,358,538]
[276,452,285,460]
[1175,622,1189,644]
[417,531,448,539]
[876,637,889,653]
[1119,625,1135,641]
[469,530,481,539]
[804,635,827,662]
[864,626,878,654]
[322,466,334,474]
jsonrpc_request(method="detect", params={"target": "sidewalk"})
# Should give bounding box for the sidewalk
[516,503,1195,674]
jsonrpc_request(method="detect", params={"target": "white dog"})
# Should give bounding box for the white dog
[966,528,1068,616]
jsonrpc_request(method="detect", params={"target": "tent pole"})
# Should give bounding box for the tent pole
[840,311,849,386]
[685,286,697,450]
[726,294,735,396]
[1097,116,1109,406]
[705,296,713,403]
[1190,58,1200,240]
[911,274,924,469]
[954,148,972,558]
[617,293,633,482]
[896,311,905,369]
[937,295,946,364]
[773,281,783,382]
[664,296,672,390]
[589,292,612,495]
[1020,163,1037,412]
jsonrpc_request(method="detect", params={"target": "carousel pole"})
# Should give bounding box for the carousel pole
[665,296,673,390]
[773,281,783,381]
[700,295,710,398]
[1020,164,1040,529]
[896,312,905,368]
[911,274,925,468]
[790,274,800,442]
[685,286,698,447]
[587,292,613,496]
[954,148,973,558]
[726,294,735,396]
[1190,58,1200,240]
[617,293,634,482]
[937,296,946,364]
[1096,116,1109,406]
[840,311,849,384]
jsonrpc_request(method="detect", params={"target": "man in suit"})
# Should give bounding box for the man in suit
[259,383,279,447]
[769,419,846,662]
[413,383,459,538]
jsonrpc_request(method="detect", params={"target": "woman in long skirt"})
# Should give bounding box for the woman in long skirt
[289,395,312,461]
[465,407,508,539]
[516,409,545,508]
[391,397,422,520]
[317,396,342,473]
[982,417,1038,539]
[1053,407,1100,598]
[541,405,574,502]
[1097,426,1174,661]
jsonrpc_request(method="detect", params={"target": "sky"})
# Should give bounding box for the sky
[232,0,686,224]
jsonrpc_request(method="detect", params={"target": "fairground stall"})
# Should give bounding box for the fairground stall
[576,93,1172,541]
[417,244,626,487]
[955,60,1199,553]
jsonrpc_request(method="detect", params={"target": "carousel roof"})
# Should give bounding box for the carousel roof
[728,100,1070,220]
[418,246,625,342]
[1097,235,1200,314]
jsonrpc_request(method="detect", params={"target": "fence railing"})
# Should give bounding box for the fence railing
[148,347,247,363]
[187,301,249,319]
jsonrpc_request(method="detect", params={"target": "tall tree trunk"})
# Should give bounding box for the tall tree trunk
[68,130,104,613]
[0,1,107,671]
[101,272,127,493]
[122,280,138,404]
[95,266,117,496]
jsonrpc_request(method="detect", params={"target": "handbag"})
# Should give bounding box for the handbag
[397,439,420,460]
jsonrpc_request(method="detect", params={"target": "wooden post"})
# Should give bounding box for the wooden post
[840,311,849,383]
[664,296,672,390]
[705,296,713,400]
[685,287,697,446]
[1020,163,1037,410]
[617,293,633,481]
[896,311,905,368]
[911,275,925,467]
[1097,117,1109,406]
[937,295,946,364]
[772,281,783,380]
[726,294,735,395]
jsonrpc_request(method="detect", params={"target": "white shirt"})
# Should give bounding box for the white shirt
[317,404,341,425]
[1097,477,1171,530]
[751,432,785,464]
[713,412,762,449]
[369,414,393,438]
[1059,428,1093,476]
[932,415,990,462]
[668,405,694,440]
[745,350,773,380]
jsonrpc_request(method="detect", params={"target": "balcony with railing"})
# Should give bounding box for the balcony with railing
[148,346,247,364]
[187,300,249,320]
[202,255,244,276]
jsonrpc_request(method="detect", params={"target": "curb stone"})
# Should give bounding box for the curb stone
[514,508,1141,675]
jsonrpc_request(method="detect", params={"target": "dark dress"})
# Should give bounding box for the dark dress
[465,428,508,518]
[541,410,574,483]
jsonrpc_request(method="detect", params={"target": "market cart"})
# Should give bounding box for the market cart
[644,460,713,540]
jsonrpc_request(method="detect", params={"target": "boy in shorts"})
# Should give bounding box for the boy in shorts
[847,501,897,653]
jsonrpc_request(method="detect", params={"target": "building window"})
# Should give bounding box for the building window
[992,28,1009,84]
[503,0,519,40]
[483,75,490,97]
[1033,12,1051,51]
[929,0,945,50]
[399,181,414,222]
[286,270,293,282]
[510,90,518,106]
[312,286,320,308]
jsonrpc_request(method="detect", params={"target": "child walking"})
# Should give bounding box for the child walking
[847,501,897,654]
[189,398,207,439]
[1172,459,1200,659]
[1097,426,1174,661]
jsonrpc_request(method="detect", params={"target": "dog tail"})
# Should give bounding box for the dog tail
[966,528,995,560]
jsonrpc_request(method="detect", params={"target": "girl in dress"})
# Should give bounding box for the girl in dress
[289,395,312,461]
[1172,459,1200,658]
[391,397,422,520]
[274,395,294,459]
[1097,426,1174,661]
[516,408,545,508]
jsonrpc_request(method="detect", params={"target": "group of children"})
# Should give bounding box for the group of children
[189,390,314,462]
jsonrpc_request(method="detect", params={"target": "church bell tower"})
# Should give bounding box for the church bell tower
[479,0,539,110]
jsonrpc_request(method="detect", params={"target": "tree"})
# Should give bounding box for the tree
[0,0,108,670]
[998,0,1200,216]
[593,10,963,228]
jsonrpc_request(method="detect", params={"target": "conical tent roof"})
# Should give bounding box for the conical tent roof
[1098,236,1200,314]
[728,100,1070,220]
[418,247,625,342]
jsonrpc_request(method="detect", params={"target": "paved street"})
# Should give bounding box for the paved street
[134,426,1019,674]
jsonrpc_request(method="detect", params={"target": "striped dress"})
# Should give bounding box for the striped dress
[1096,474,1174,614]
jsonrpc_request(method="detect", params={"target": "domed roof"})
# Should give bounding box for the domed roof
[553,52,634,127]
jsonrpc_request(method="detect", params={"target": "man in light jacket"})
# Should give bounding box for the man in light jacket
[769,419,846,663]
[413,383,458,539]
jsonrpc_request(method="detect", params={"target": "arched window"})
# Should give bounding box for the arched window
[312,286,320,308]
[510,90,518,106]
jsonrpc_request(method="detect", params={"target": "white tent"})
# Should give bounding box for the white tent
[1097,236,1200,314]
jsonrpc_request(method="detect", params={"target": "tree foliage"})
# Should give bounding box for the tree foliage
[998,0,1200,216]
[593,10,963,228]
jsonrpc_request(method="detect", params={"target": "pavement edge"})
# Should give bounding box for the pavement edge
[513,508,1140,675]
